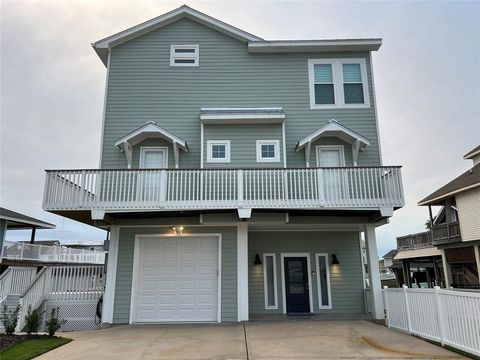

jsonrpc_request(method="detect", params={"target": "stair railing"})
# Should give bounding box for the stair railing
[0,268,13,303]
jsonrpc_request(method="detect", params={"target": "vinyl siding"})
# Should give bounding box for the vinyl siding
[248,231,365,314]
[113,225,237,323]
[101,18,381,170]
[456,188,480,242]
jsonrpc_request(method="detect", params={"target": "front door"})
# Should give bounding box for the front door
[284,257,310,313]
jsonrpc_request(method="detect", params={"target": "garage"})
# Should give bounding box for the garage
[132,236,219,323]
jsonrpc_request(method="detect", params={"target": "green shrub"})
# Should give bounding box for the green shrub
[45,308,66,336]
[1,304,21,335]
[23,305,44,335]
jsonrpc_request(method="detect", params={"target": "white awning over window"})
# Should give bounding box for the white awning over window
[114,121,188,168]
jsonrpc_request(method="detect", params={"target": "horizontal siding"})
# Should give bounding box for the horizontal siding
[248,231,365,315]
[456,187,480,242]
[102,18,381,170]
[113,225,237,323]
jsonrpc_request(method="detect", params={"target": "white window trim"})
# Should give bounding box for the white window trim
[308,58,370,110]
[139,146,168,168]
[280,253,313,314]
[316,145,346,167]
[256,140,280,163]
[315,253,333,310]
[170,45,199,67]
[263,253,278,310]
[207,140,231,163]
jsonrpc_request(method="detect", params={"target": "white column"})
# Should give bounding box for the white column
[364,225,383,320]
[237,222,249,321]
[474,245,480,286]
[441,249,451,288]
[103,226,119,325]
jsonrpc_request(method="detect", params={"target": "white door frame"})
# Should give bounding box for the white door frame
[139,146,168,168]
[316,145,345,167]
[280,253,313,314]
[129,233,222,324]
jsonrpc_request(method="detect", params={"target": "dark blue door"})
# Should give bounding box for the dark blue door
[284,257,310,313]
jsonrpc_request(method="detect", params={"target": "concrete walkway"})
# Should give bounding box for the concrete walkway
[37,320,464,360]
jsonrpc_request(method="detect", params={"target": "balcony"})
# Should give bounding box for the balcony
[43,167,404,217]
[397,231,433,250]
[431,222,462,245]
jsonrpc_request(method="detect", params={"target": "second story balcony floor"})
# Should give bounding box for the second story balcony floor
[43,166,404,221]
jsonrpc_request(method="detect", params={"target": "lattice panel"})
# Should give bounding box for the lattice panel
[42,300,102,331]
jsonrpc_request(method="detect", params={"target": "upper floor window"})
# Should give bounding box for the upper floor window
[308,59,370,109]
[256,140,280,163]
[170,45,199,67]
[207,140,230,163]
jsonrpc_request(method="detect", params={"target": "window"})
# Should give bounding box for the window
[263,253,278,309]
[308,59,369,109]
[256,140,280,162]
[170,45,199,67]
[207,140,230,163]
[315,253,332,309]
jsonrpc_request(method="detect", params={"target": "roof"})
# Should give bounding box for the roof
[200,107,285,124]
[92,5,382,66]
[464,145,480,160]
[114,121,188,151]
[418,163,480,206]
[394,247,442,260]
[296,119,370,151]
[0,208,56,229]
[382,249,397,259]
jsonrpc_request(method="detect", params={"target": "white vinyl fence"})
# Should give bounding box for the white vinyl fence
[383,286,480,356]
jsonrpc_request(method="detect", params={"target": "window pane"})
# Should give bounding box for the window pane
[174,48,196,53]
[261,144,275,158]
[342,64,362,82]
[344,83,364,104]
[314,64,333,83]
[266,256,275,307]
[318,256,329,306]
[211,145,225,159]
[174,59,195,64]
[314,84,335,104]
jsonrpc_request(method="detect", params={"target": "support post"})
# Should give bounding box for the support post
[237,222,249,321]
[0,219,6,263]
[474,245,480,286]
[433,256,440,287]
[30,226,37,244]
[364,225,384,320]
[103,226,119,325]
[441,249,452,288]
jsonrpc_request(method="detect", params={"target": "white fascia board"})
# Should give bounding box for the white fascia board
[248,39,382,53]
[201,107,283,112]
[114,122,188,151]
[296,120,370,151]
[464,148,480,160]
[418,182,480,206]
[93,6,262,53]
[200,113,285,124]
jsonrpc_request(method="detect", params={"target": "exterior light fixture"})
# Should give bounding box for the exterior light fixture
[254,254,262,265]
[331,254,339,265]
[172,226,184,235]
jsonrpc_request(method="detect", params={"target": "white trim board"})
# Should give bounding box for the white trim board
[129,233,222,324]
[280,253,313,314]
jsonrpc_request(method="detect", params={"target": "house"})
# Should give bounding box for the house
[41,6,405,324]
[63,240,105,252]
[417,145,480,289]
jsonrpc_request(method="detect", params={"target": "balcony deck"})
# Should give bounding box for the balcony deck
[397,231,434,251]
[43,167,404,217]
[431,222,462,245]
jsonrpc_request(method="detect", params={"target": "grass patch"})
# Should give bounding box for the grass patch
[0,336,72,360]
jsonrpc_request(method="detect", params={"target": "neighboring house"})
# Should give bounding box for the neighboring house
[417,145,480,289]
[63,240,105,252]
[393,145,480,289]
[41,6,405,324]
[378,252,396,283]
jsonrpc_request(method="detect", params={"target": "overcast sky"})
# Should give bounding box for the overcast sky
[1,0,479,256]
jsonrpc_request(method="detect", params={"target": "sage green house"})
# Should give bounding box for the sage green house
[42,5,404,324]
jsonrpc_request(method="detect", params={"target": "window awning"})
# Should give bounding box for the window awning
[200,107,285,124]
[114,121,188,168]
[295,119,370,167]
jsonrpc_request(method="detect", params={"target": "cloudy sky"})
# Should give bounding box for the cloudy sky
[1,0,479,256]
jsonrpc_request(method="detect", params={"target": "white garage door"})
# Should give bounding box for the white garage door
[133,236,219,323]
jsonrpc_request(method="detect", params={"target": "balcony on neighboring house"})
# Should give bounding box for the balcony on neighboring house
[396,231,434,251]
[431,222,462,245]
[42,166,404,221]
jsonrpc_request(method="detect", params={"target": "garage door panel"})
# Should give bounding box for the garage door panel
[134,236,218,323]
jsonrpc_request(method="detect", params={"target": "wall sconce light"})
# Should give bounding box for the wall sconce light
[331,254,340,265]
[254,254,262,265]
[172,226,184,235]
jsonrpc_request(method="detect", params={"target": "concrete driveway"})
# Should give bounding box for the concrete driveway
[37,320,464,360]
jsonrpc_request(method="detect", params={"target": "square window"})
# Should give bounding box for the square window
[256,140,280,162]
[207,141,230,163]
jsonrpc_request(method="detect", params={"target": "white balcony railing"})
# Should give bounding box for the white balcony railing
[43,167,404,212]
[2,241,105,264]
